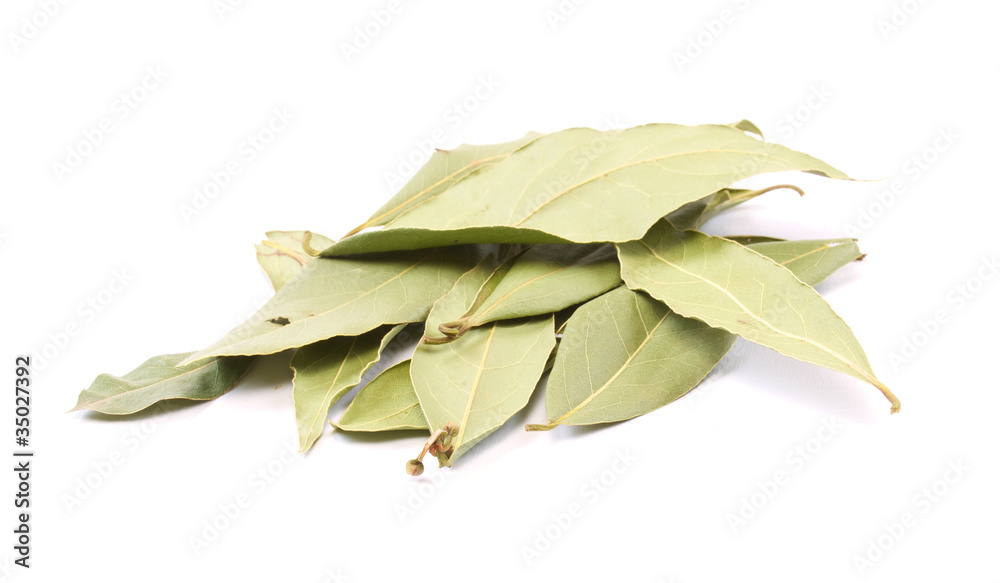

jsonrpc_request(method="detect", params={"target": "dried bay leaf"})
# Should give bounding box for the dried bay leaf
[750,238,862,286]
[335,360,428,432]
[438,244,621,338]
[255,230,335,291]
[345,133,543,237]
[292,325,403,451]
[618,221,899,412]
[180,247,478,365]
[665,185,804,231]
[322,225,573,257]
[71,352,254,415]
[529,237,865,429]
[322,123,847,255]
[410,257,555,465]
[528,286,735,430]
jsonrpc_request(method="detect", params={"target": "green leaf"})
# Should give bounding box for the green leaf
[529,286,735,430]
[321,123,847,255]
[617,221,899,413]
[292,325,403,451]
[344,133,543,237]
[322,225,573,256]
[410,256,556,465]
[529,237,864,430]
[437,244,620,338]
[255,230,335,291]
[70,353,254,415]
[726,119,765,138]
[335,360,428,432]
[749,238,862,286]
[179,247,477,365]
[666,184,804,231]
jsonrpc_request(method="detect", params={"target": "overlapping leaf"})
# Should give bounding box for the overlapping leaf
[292,325,404,451]
[180,247,477,365]
[750,238,862,286]
[411,256,555,465]
[322,123,847,255]
[345,133,542,237]
[665,185,804,231]
[529,286,735,429]
[438,244,620,338]
[71,121,898,475]
[618,221,899,412]
[335,360,428,432]
[529,237,863,429]
[255,230,335,291]
[71,352,254,415]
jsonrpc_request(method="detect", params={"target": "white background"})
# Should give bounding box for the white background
[1,1,997,581]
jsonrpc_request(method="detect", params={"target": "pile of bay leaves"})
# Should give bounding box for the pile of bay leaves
[72,121,899,474]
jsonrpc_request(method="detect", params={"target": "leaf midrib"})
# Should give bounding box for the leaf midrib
[454,324,498,449]
[550,311,670,425]
[305,336,360,438]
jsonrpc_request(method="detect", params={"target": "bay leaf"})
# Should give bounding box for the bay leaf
[749,238,862,286]
[344,133,543,237]
[438,244,621,338]
[666,184,804,231]
[335,360,428,432]
[527,286,735,430]
[617,220,899,412]
[255,230,335,291]
[322,225,573,257]
[70,352,254,415]
[410,257,556,465]
[292,325,403,451]
[726,119,765,138]
[322,123,847,255]
[179,247,477,365]
[528,237,863,429]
